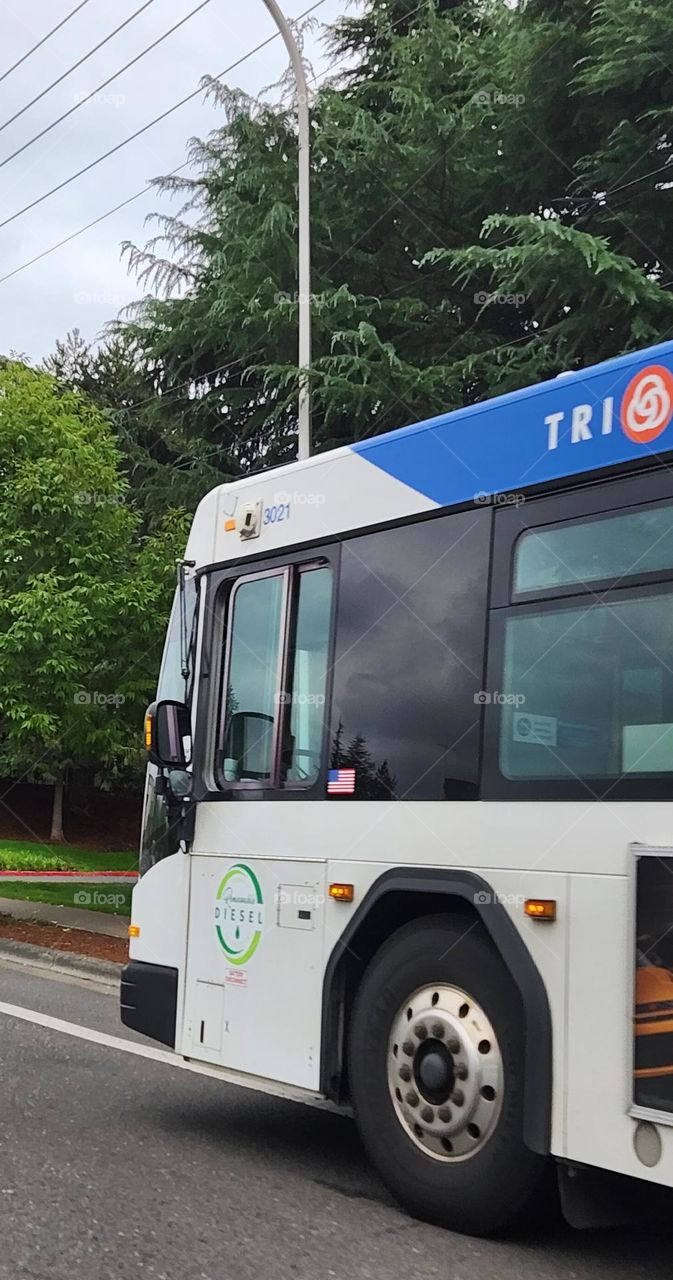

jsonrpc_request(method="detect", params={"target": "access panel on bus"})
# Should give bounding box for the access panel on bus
[181,854,327,1089]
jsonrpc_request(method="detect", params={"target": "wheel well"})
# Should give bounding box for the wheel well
[320,868,552,1155]
[322,891,482,1103]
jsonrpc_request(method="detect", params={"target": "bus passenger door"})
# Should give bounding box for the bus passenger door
[181,854,327,1090]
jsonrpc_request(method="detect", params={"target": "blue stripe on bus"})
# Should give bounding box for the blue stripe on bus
[350,341,673,506]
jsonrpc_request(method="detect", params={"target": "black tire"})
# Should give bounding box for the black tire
[348,913,546,1236]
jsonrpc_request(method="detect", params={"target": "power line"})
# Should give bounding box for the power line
[0,0,327,234]
[0,0,94,86]
[0,0,428,285]
[0,0,158,136]
[0,0,212,171]
[0,163,191,285]
[113,348,268,415]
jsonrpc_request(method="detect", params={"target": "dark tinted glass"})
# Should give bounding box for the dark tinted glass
[330,512,490,800]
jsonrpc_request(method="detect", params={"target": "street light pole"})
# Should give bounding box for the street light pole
[261,0,312,459]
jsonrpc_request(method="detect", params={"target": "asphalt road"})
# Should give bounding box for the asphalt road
[1,959,672,1280]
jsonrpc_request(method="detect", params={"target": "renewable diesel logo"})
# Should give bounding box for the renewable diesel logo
[215,863,265,966]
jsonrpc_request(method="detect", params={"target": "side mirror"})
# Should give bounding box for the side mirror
[145,700,192,770]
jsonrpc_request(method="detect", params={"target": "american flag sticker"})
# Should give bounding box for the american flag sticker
[327,768,356,795]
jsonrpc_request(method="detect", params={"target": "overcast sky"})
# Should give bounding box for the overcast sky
[0,0,352,362]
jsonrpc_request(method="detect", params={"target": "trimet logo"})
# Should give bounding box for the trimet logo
[545,364,673,451]
[215,863,265,966]
[621,366,673,443]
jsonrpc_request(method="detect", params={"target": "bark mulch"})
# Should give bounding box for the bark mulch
[0,915,127,964]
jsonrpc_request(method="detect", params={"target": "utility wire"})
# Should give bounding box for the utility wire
[0,0,327,234]
[0,163,190,285]
[0,0,94,86]
[0,0,212,171]
[0,0,157,136]
[112,348,267,415]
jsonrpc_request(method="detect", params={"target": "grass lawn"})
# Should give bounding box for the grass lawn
[0,840,136,916]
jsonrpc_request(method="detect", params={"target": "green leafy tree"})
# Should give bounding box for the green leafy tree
[0,360,185,840]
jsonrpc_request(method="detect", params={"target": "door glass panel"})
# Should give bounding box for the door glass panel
[222,574,284,782]
[285,568,332,784]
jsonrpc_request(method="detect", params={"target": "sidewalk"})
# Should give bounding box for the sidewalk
[0,896,128,938]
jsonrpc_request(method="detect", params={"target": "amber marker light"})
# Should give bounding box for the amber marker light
[524,898,556,922]
[128,924,140,938]
[329,883,354,903]
[225,518,236,532]
[144,713,153,750]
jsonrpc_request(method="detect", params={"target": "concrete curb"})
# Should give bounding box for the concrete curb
[0,937,120,986]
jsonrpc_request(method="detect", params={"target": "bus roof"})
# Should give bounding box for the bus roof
[186,339,673,569]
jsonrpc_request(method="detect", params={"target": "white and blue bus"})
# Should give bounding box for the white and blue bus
[123,342,673,1235]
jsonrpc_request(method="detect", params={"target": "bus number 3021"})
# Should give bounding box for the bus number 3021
[264,503,290,524]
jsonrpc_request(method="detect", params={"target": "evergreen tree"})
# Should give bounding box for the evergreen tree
[47,0,673,486]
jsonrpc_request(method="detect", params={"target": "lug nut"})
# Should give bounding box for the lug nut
[399,1064,412,1082]
[438,1106,452,1124]
[414,1024,428,1040]
[452,1089,464,1107]
[405,1090,419,1108]
[421,1106,434,1124]
[455,1063,468,1080]
[431,1022,445,1039]
[402,1040,415,1057]
[447,1037,460,1055]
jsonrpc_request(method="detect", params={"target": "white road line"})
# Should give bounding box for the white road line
[0,999,176,1064]
[0,1000,344,1112]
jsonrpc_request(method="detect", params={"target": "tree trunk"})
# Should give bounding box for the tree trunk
[50,772,65,843]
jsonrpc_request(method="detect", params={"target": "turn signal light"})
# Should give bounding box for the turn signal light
[144,714,153,749]
[524,898,556,922]
[329,883,354,903]
[128,924,140,938]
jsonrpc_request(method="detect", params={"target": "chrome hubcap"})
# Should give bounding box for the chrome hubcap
[387,983,503,1161]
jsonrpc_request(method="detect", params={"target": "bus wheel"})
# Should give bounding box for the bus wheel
[348,913,546,1236]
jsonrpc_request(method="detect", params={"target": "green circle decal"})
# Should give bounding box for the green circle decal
[215,863,265,966]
